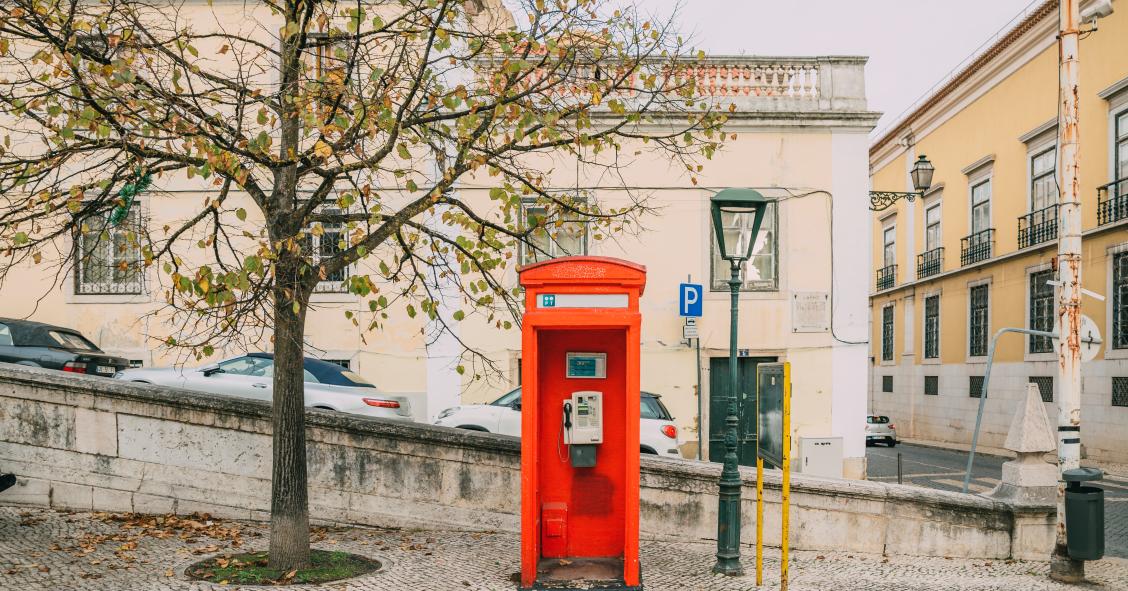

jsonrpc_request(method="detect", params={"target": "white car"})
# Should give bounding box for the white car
[865,415,897,447]
[115,353,413,420]
[434,388,683,457]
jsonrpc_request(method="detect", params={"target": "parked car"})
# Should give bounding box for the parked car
[434,388,683,457]
[0,318,129,377]
[115,353,413,420]
[865,415,897,447]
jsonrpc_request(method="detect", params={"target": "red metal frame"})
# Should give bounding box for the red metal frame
[518,257,646,589]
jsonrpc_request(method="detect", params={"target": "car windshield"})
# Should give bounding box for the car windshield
[867,416,890,424]
[339,370,373,387]
[641,394,672,420]
[47,331,98,351]
[491,389,521,407]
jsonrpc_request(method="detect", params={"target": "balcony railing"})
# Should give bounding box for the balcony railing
[916,247,944,279]
[1017,203,1059,249]
[960,229,995,266]
[1098,178,1128,225]
[876,264,897,291]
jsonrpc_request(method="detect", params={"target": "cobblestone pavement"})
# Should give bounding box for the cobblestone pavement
[1,507,1127,591]
[868,443,1128,559]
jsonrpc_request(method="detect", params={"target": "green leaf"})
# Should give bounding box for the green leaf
[236,208,247,221]
[406,304,416,318]
[452,310,465,321]
[397,143,411,160]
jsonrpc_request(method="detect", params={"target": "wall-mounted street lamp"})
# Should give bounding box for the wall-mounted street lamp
[869,155,935,211]
[709,188,768,576]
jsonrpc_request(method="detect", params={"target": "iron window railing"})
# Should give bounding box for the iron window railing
[1098,178,1128,226]
[969,284,989,357]
[1029,269,1055,353]
[881,306,894,361]
[924,295,939,359]
[1030,376,1054,402]
[1017,203,1059,249]
[924,375,938,396]
[960,228,994,266]
[916,247,944,279]
[876,264,897,291]
[882,375,893,392]
[1113,377,1128,407]
[1113,251,1128,350]
[74,208,145,295]
[969,376,984,398]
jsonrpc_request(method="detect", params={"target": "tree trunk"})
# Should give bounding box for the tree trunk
[267,247,312,571]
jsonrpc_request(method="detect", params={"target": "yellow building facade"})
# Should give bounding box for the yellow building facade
[869,0,1128,464]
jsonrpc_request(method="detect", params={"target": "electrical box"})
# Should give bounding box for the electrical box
[798,437,843,479]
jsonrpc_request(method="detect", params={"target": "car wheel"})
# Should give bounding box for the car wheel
[456,425,490,433]
[640,446,658,455]
[865,439,872,447]
[312,406,335,411]
[887,438,897,447]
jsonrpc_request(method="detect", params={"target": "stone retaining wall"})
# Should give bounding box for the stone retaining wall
[0,364,1053,560]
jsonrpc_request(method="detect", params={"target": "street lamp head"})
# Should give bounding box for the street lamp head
[910,155,935,193]
[710,188,768,262]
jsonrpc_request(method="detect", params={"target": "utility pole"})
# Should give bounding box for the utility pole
[1050,0,1084,582]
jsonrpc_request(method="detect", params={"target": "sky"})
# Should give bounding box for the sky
[641,0,1041,136]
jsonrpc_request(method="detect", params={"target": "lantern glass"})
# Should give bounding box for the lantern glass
[911,155,935,193]
[710,189,767,262]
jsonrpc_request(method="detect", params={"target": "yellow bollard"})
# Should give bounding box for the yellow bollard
[755,456,763,586]
[780,362,792,591]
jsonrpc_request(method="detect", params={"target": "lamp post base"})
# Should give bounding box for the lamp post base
[711,558,744,577]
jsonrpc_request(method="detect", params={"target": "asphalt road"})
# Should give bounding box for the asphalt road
[866,442,1128,559]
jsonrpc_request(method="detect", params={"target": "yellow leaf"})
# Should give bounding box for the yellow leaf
[313,140,333,159]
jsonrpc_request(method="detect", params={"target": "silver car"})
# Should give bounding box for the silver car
[115,353,412,420]
[865,415,897,447]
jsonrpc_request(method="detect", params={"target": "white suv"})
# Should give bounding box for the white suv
[434,388,683,458]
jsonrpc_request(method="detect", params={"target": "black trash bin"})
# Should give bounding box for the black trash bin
[1064,467,1104,561]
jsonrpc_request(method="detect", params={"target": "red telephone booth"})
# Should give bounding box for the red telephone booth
[518,256,646,590]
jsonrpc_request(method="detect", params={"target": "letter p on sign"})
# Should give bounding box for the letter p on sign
[679,283,702,317]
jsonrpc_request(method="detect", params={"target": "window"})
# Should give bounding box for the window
[1114,251,1128,350]
[883,225,896,268]
[970,180,991,234]
[323,359,351,369]
[641,396,674,421]
[711,202,778,291]
[1029,269,1055,353]
[48,331,98,351]
[924,205,941,252]
[74,207,144,295]
[0,323,10,347]
[881,305,894,361]
[491,388,522,407]
[1117,110,1128,188]
[867,415,890,424]
[307,33,353,114]
[521,199,588,265]
[218,356,274,376]
[1113,377,1128,407]
[924,375,938,396]
[969,376,984,398]
[969,284,989,357]
[1030,148,1057,211]
[1030,376,1054,403]
[304,208,349,293]
[881,375,893,392]
[923,295,939,359]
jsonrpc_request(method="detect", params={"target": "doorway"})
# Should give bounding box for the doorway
[708,356,776,466]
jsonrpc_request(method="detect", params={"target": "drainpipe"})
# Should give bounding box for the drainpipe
[1050,0,1084,582]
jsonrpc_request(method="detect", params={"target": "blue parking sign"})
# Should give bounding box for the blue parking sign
[679,283,702,317]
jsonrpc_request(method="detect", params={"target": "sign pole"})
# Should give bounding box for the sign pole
[781,362,792,591]
[755,456,764,586]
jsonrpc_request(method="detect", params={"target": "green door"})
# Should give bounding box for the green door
[708,356,776,466]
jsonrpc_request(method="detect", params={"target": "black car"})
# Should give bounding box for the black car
[0,318,129,377]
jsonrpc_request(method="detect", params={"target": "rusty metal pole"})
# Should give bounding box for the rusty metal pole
[1050,0,1085,582]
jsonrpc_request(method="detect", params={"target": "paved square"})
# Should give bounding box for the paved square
[1,506,1125,590]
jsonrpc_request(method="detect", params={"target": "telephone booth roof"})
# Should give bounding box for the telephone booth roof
[517,256,647,295]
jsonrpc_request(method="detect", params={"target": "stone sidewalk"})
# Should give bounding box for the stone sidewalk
[1,506,1126,591]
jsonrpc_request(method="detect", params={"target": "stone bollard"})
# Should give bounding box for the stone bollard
[986,383,1057,504]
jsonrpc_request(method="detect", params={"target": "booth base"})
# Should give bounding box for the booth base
[525,558,641,591]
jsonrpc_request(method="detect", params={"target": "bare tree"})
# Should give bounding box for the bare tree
[0,0,725,570]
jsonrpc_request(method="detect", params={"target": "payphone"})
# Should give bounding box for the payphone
[562,391,603,467]
[518,256,645,591]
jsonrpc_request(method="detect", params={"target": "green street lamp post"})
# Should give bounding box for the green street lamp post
[709,188,768,576]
